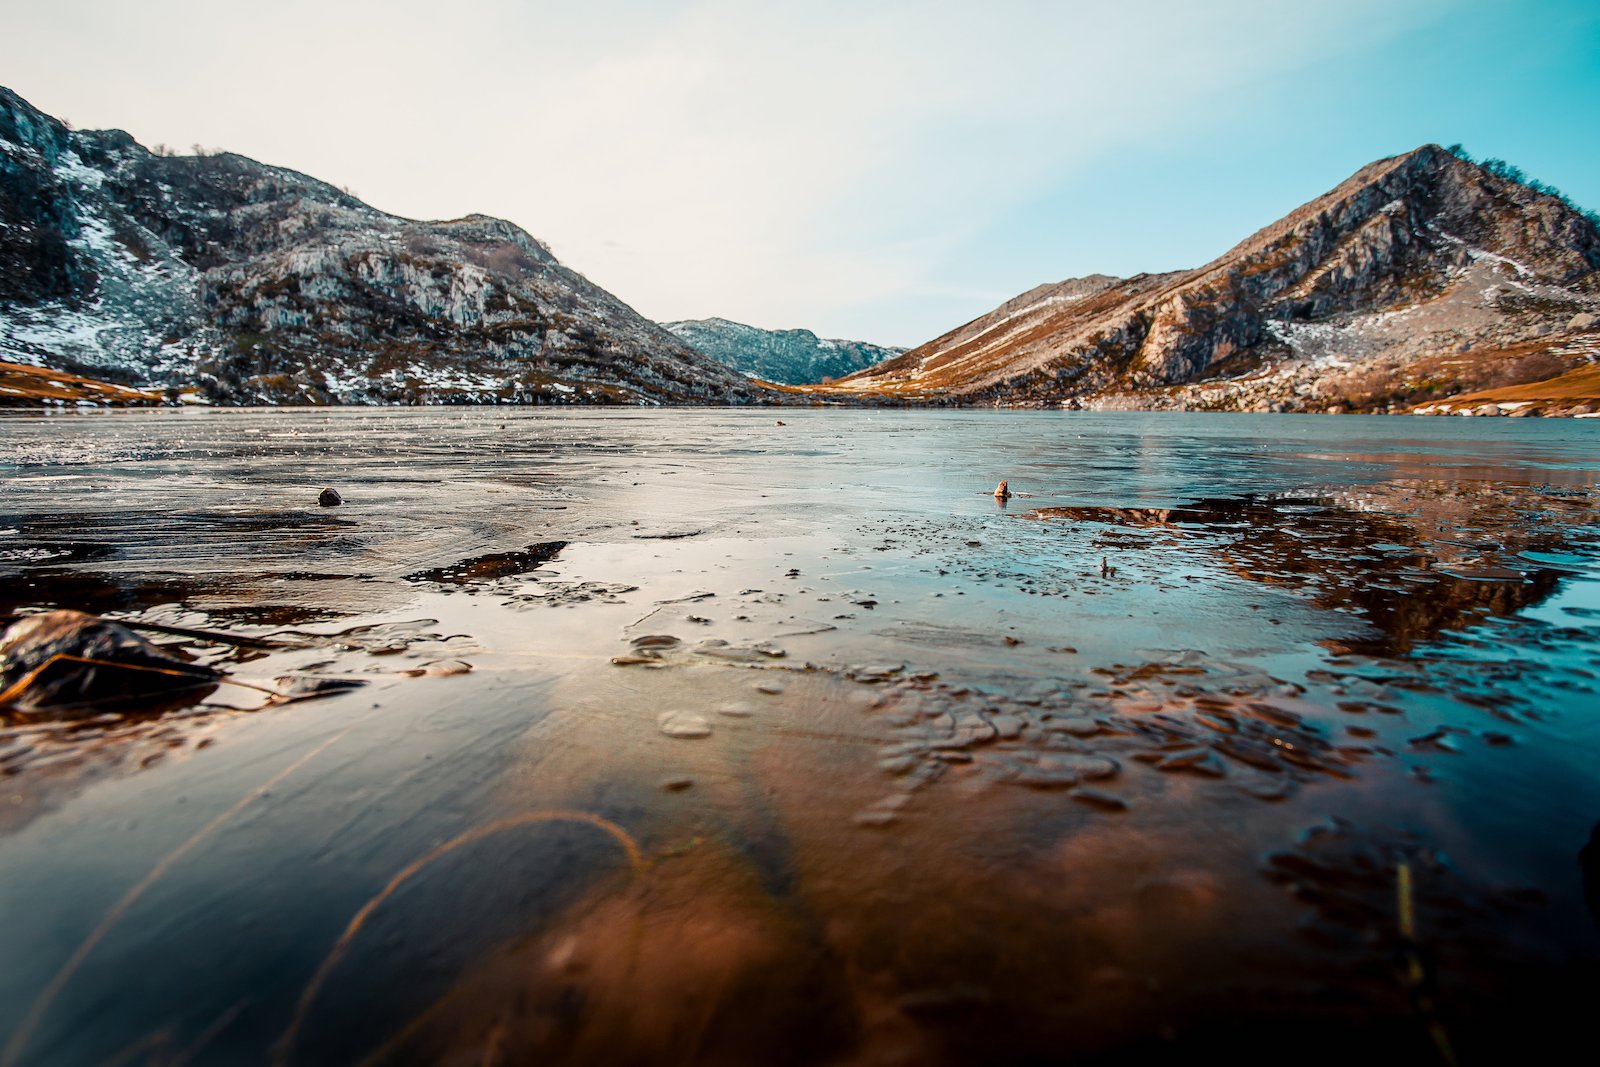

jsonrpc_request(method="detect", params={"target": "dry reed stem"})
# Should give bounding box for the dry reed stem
[275,810,646,1067]
[0,730,351,1067]
[1395,862,1459,1067]
[351,834,697,1067]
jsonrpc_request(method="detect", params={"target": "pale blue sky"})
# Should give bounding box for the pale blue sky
[2,0,1595,346]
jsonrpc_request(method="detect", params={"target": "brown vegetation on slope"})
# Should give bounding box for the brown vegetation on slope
[818,146,1600,412]
[0,361,164,406]
[1405,361,1600,416]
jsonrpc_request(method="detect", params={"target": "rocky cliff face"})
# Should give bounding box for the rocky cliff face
[0,86,760,406]
[663,317,903,385]
[837,147,1600,414]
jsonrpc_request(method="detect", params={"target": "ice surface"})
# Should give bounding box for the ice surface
[1,408,1597,1065]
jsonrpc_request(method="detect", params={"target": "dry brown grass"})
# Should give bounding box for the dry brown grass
[1434,362,1600,405]
[0,362,164,406]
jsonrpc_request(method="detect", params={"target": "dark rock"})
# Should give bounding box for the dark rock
[404,541,568,583]
[630,634,682,649]
[0,609,218,715]
[318,487,343,507]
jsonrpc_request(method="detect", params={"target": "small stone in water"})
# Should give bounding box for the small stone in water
[1244,778,1295,801]
[271,675,368,700]
[1015,762,1078,788]
[631,634,682,649]
[318,487,343,507]
[660,775,695,791]
[414,659,472,677]
[987,713,1024,739]
[658,711,712,739]
[1156,747,1224,775]
[718,702,754,717]
[878,753,921,775]
[755,680,787,695]
[1020,753,1120,784]
[1069,787,1128,811]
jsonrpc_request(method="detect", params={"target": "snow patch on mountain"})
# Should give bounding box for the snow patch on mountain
[0,84,759,406]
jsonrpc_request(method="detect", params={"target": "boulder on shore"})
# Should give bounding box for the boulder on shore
[0,610,219,715]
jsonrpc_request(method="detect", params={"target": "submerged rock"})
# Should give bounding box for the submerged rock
[0,610,219,715]
[1069,787,1128,811]
[657,710,713,739]
[269,675,367,699]
[631,634,682,650]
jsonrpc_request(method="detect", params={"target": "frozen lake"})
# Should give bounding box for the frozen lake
[2,407,1598,1065]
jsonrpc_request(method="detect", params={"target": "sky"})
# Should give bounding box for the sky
[2,0,1596,346]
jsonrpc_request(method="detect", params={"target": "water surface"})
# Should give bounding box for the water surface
[2,408,1598,1066]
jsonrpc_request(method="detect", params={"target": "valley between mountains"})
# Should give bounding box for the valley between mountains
[3,85,1597,414]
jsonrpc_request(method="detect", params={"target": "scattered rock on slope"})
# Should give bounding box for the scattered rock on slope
[834,147,1600,414]
[664,317,905,385]
[0,85,762,406]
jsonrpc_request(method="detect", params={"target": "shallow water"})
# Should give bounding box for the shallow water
[2,408,1599,1066]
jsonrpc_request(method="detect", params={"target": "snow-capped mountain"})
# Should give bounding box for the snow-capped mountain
[662,317,903,385]
[837,146,1600,414]
[0,86,762,406]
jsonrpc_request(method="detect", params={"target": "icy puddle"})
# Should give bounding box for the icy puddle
[1,407,1598,1065]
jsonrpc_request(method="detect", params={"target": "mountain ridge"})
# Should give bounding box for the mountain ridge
[834,145,1600,414]
[7,88,1598,415]
[663,317,904,385]
[0,85,761,406]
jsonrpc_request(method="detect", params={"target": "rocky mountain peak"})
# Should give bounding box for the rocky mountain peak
[1,85,759,406]
[664,317,905,385]
[0,87,70,159]
[836,145,1600,413]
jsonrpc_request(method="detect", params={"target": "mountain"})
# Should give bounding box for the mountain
[836,146,1600,415]
[663,317,904,385]
[0,86,761,406]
